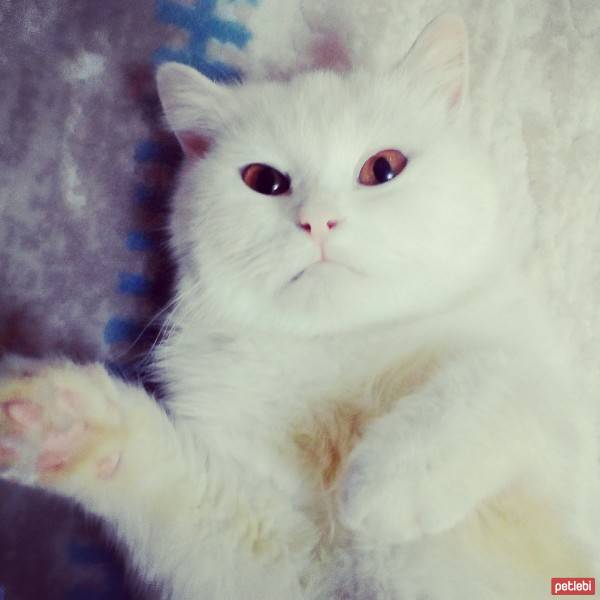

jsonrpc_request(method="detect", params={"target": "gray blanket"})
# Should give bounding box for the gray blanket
[1,1,178,597]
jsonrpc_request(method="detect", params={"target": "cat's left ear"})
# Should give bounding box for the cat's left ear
[400,14,468,115]
[156,62,230,157]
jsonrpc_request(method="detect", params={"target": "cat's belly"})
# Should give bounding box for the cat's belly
[383,488,596,600]
[284,360,594,591]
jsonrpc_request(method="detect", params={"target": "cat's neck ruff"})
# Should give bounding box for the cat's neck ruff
[161,263,534,403]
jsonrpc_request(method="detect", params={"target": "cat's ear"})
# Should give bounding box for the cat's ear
[400,14,468,114]
[156,63,229,157]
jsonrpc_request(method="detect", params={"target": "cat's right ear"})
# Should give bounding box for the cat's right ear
[399,14,469,116]
[156,63,228,157]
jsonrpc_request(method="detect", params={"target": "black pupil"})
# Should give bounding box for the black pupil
[373,157,394,183]
[256,167,284,195]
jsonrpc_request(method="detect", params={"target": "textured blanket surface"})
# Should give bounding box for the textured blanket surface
[0,1,249,598]
[1,0,600,598]
[0,1,169,594]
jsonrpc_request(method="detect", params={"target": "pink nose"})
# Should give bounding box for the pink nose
[297,207,339,241]
[299,220,338,235]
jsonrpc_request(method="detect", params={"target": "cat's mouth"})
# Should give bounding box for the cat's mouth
[289,259,364,283]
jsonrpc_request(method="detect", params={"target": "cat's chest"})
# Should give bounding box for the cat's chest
[166,329,436,488]
[286,351,437,493]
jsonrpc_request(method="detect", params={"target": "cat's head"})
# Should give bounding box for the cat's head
[157,15,503,336]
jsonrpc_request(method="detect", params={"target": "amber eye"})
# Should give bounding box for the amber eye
[241,163,291,196]
[358,149,408,186]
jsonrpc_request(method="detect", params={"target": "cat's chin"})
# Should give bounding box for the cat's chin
[267,269,406,336]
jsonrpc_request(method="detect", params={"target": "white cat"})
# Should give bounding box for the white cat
[1,12,599,600]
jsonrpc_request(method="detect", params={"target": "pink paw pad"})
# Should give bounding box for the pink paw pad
[36,423,86,473]
[0,442,16,463]
[3,399,42,429]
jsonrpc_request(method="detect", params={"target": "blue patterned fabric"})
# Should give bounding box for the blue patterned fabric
[103,0,254,377]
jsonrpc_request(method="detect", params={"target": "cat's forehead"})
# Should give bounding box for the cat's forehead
[227,70,425,174]
[242,70,387,129]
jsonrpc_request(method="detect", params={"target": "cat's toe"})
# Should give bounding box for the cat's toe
[338,438,472,544]
[338,451,423,543]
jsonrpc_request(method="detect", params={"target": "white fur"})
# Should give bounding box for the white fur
[2,7,600,600]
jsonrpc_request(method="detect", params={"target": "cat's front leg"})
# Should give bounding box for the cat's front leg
[0,360,319,599]
[338,349,559,544]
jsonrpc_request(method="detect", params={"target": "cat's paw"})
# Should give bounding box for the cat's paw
[338,427,477,544]
[0,363,126,488]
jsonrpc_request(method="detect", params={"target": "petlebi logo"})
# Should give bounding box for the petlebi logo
[551,578,596,596]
